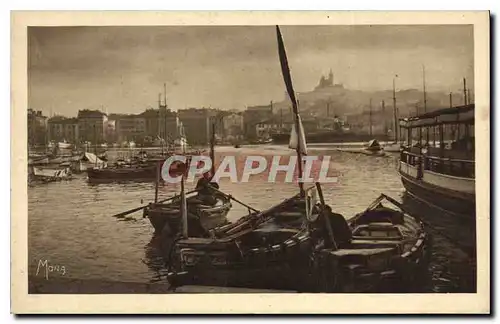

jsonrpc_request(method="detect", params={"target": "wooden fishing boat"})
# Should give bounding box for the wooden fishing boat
[165,187,321,290]
[335,147,386,157]
[29,166,73,184]
[143,192,232,237]
[86,163,158,182]
[312,194,429,292]
[166,191,428,292]
[57,140,72,149]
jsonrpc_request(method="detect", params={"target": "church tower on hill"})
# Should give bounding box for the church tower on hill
[315,69,343,90]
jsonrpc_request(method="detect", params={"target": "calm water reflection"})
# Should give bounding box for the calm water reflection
[28,145,475,292]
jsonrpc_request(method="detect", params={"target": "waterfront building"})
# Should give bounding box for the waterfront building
[222,111,244,140]
[27,109,48,146]
[114,115,147,143]
[178,108,220,145]
[77,109,108,144]
[138,108,179,142]
[243,103,273,139]
[47,116,79,144]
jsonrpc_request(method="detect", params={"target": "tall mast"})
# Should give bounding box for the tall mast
[382,100,386,135]
[276,26,304,196]
[467,88,471,105]
[369,98,373,137]
[422,65,427,113]
[393,77,398,142]
[210,119,216,177]
[326,102,330,117]
[463,78,467,105]
[449,92,453,108]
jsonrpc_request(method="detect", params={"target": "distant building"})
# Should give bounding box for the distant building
[243,104,273,139]
[27,109,48,146]
[138,108,179,141]
[77,110,108,144]
[346,109,391,135]
[47,116,79,144]
[222,112,244,140]
[105,120,117,144]
[255,116,318,138]
[114,115,147,142]
[178,108,220,145]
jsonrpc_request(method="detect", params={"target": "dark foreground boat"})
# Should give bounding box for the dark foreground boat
[166,190,429,293]
[144,192,232,237]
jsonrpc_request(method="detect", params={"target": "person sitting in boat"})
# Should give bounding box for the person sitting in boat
[315,205,352,249]
[194,171,219,206]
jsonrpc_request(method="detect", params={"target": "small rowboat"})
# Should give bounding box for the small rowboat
[165,190,321,290]
[166,190,429,293]
[313,194,429,292]
[144,193,232,237]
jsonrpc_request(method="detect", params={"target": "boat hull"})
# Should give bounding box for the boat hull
[57,142,72,149]
[271,132,389,144]
[86,166,157,182]
[145,198,232,236]
[399,171,476,218]
[167,194,429,293]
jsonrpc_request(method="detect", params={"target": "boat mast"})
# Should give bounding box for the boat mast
[422,65,427,113]
[276,26,305,197]
[392,77,398,143]
[463,78,468,105]
[280,108,283,130]
[210,118,216,177]
[423,66,430,144]
[381,100,386,136]
[369,98,373,137]
[93,124,97,167]
[158,92,163,155]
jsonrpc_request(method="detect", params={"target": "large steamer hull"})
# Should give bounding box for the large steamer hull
[399,172,476,218]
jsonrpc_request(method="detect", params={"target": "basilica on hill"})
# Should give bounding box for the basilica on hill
[314,69,344,90]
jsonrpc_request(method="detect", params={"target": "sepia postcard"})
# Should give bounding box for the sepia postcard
[11,11,490,314]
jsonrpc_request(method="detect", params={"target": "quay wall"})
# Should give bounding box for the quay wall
[28,276,296,294]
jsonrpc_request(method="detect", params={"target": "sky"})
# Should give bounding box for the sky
[28,25,474,116]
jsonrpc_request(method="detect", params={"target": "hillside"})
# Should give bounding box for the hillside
[272,80,469,119]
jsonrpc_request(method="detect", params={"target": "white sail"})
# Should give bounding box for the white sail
[288,115,307,155]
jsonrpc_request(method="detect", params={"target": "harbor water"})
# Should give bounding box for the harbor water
[28,145,476,293]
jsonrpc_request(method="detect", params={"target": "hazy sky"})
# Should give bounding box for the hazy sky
[28,25,474,116]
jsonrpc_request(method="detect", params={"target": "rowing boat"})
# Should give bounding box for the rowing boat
[144,193,232,237]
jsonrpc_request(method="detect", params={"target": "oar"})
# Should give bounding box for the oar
[112,189,198,218]
[207,185,260,213]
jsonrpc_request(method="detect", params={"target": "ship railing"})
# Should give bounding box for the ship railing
[400,149,475,179]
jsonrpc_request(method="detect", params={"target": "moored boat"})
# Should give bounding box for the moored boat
[57,140,72,149]
[166,189,428,292]
[143,192,232,237]
[398,104,475,218]
[165,188,318,291]
[29,166,73,184]
[86,163,158,182]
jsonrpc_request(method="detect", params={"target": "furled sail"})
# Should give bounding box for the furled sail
[288,115,307,155]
